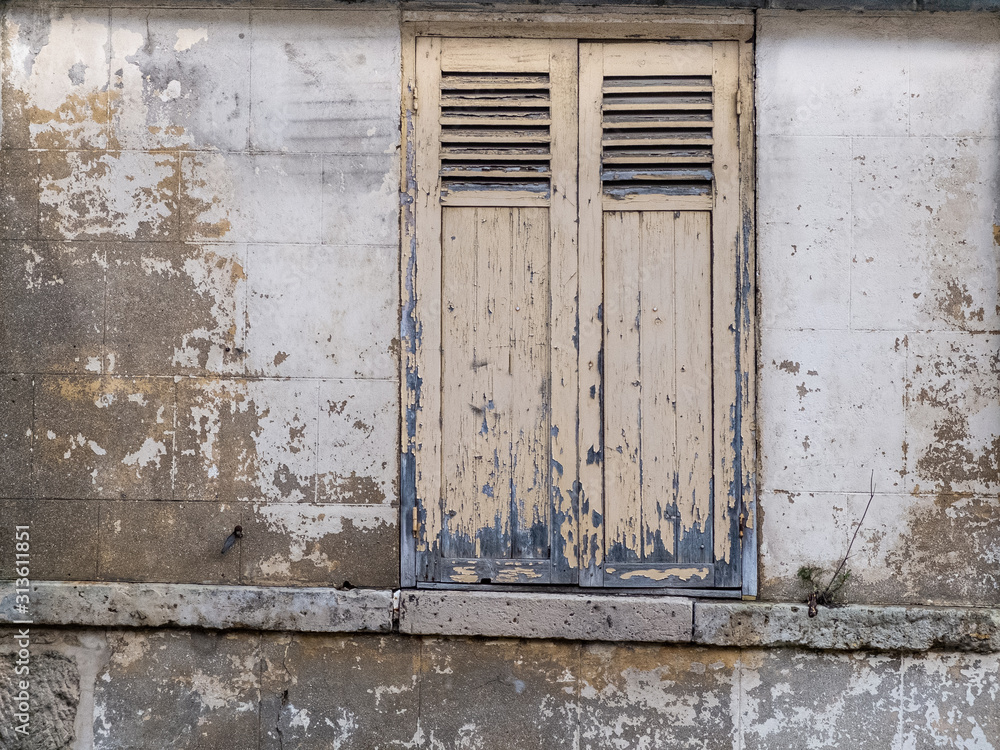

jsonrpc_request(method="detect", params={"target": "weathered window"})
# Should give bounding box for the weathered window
[403,36,754,596]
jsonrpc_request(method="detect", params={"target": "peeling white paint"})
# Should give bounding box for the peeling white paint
[288,705,312,731]
[183,380,316,501]
[253,503,395,541]
[5,13,109,143]
[174,27,208,52]
[122,437,167,469]
[169,249,246,373]
[158,79,182,103]
[189,670,254,714]
[326,707,359,750]
[39,150,177,240]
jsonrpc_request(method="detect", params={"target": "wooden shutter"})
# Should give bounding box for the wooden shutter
[578,42,743,589]
[408,37,746,592]
[412,38,579,584]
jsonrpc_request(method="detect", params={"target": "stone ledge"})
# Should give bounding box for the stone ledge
[694,601,1000,653]
[4,583,998,653]
[399,590,693,642]
[0,582,393,633]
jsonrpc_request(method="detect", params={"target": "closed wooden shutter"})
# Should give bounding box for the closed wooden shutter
[578,42,742,589]
[412,38,579,584]
[409,37,746,591]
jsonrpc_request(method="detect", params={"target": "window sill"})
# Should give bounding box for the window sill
[3,582,998,655]
[399,590,694,642]
[0,581,393,634]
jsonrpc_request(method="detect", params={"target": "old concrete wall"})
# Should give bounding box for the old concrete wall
[0,4,997,601]
[1,4,999,749]
[0,4,402,588]
[2,626,999,749]
[756,11,1000,606]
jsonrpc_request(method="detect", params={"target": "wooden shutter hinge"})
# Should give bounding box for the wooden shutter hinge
[735,87,742,117]
[412,506,420,538]
[739,509,746,538]
[411,85,419,114]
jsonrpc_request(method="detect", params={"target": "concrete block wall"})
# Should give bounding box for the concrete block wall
[2,628,999,749]
[756,12,1000,606]
[0,5,402,588]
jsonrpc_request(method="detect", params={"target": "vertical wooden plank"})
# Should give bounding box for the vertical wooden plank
[548,39,580,583]
[675,210,713,563]
[639,211,678,563]
[441,207,481,559]
[603,211,642,564]
[476,207,515,559]
[710,41,742,587]
[413,37,444,577]
[440,208,516,562]
[511,207,551,559]
[737,39,757,596]
[400,27,418,587]
[577,42,604,585]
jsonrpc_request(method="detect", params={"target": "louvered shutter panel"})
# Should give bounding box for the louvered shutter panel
[412,38,579,584]
[600,73,714,198]
[439,71,552,200]
[578,42,743,589]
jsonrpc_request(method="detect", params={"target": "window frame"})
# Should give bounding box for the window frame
[399,9,758,599]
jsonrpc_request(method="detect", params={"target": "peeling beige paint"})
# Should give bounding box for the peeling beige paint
[180,153,235,239]
[607,566,711,582]
[448,566,478,584]
[494,566,544,583]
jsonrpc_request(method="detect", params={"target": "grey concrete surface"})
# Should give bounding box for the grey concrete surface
[0,582,393,633]
[399,590,694,643]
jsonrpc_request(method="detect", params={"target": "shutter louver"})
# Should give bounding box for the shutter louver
[439,72,552,199]
[601,75,714,199]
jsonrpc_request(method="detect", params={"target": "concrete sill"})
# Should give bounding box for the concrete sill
[694,600,1000,654]
[399,590,695,642]
[400,592,1000,653]
[2,583,999,654]
[0,581,393,634]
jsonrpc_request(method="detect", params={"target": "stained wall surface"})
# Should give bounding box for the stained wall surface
[2,628,1000,750]
[0,4,403,589]
[756,11,1000,606]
